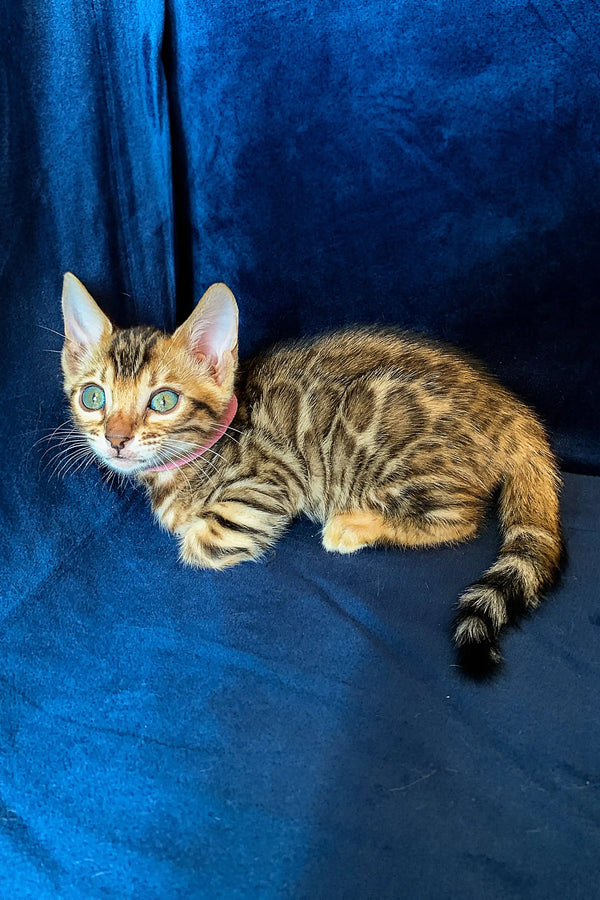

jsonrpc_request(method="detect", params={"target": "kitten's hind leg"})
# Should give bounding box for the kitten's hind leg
[322,507,480,554]
[323,509,396,554]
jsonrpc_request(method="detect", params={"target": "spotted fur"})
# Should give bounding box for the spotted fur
[61,273,564,677]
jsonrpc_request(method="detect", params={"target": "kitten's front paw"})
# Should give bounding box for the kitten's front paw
[179,519,256,570]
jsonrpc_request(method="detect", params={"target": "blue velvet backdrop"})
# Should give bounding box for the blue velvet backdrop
[1,1,599,898]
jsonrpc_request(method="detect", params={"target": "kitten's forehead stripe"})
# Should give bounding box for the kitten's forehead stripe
[109,328,160,379]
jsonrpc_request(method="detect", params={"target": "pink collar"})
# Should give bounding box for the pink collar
[144,394,238,473]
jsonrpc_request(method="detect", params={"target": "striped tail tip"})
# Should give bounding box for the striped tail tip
[453,609,503,679]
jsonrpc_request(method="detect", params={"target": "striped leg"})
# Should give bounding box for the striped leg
[179,495,293,570]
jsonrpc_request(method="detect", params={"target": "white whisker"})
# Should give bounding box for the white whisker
[49,446,94,481]
[39,438,91,465]
[206,421,245,438]
[189,459,217,488]
[158,440,220,489]
[58,451,93,480]
[43,443,89,469]
[152,446,194,493]
[188,451,220,478]
[30,419,77,449]
[198,445,228,465]
[36,323,66,340]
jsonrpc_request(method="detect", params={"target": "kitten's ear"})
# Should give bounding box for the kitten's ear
[61,273,113,373]
[173,283,239,385]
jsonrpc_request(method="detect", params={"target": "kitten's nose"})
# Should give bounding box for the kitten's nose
[105,432,132,451]
[105,413,135,451]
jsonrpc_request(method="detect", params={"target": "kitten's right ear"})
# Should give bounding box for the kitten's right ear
[61,273,113,373]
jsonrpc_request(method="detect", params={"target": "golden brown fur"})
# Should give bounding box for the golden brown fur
[60,274,564,676]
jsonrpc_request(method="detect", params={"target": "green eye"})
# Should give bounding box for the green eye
[81,384,105,410]
[149,389,179,413]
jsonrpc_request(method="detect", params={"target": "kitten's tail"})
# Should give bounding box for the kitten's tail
[453,425,565,678]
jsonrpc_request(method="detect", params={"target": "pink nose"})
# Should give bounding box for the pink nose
[105,432,132,451]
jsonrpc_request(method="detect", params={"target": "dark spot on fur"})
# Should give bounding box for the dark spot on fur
[340,382,376,432]
[397,484,439,517]
[329,419,356,461]
[306,387,343,434]
[263,383,300,443]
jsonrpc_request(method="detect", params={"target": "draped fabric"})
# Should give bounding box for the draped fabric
[1,2,599,897]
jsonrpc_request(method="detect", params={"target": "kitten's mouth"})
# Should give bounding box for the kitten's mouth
[103,455,146,473]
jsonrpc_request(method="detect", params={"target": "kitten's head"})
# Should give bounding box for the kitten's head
[61,273,238,475]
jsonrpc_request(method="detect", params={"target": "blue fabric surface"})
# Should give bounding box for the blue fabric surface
[1,0,600,896]
[1,473,599,898]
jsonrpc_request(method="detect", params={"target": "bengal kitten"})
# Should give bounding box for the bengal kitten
[60,272,564,676]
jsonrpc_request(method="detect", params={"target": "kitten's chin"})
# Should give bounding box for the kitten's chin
[102,456,147,475]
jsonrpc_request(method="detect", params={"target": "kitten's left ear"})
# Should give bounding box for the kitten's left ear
[61,273,113,373]
[173,283,239,386]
